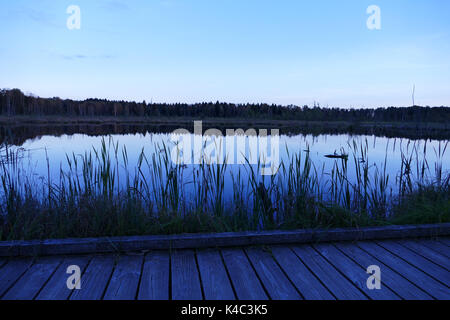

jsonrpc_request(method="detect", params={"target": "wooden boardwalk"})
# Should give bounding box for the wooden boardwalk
[0,238,449,300]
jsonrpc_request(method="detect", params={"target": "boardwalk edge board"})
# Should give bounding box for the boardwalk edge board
[1,223,449,257]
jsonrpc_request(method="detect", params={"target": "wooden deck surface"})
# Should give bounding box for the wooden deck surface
[0,238,449,300]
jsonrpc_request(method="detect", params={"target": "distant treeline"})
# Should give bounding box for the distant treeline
[1,88,449,122]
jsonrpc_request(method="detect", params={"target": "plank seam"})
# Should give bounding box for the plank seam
[289,246,338,300]
[267,247,305,300]
[417,240,450,259]
[437,238,450,247]
[100,256,119,300]
[168,249,172,301]
[218,249,238,301]
[310,245,372,300]
[374,241,450,289]
[32,258,64,300]
[0,258,36,300]
[67,255,94,300]
[194,249,205,301]
[242,248,271,300]
[0,259,8,270]
[331,243,410,300]
[134,254,146,300]
[355,242,439,300]
[395,241,450,272]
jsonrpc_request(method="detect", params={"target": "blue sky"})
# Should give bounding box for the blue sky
[1,0,449,107]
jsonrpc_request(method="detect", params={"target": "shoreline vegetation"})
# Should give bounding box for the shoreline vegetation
[1,89,449,124]
[1,116,449,143]
[0,138,448,241]
[1,88,449,141]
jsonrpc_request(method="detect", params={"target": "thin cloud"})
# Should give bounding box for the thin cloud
[60,54,116,60]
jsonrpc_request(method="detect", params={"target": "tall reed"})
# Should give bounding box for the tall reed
[0,137,448,240]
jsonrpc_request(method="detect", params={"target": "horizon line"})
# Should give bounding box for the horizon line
[1,88,449,110]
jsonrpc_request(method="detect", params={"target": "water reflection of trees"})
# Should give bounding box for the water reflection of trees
[1,122,449,146]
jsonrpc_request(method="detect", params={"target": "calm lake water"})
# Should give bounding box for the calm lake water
[4,131,449,201]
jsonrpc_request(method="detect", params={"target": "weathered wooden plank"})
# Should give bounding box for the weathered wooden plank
[103,255,144,300]
[313,244,400,300]
[171,250,203,300]
[0,258,34,298]
[0,239,448,301]
[397,240,450,272]
[2,257,61,300]
[0,259,7,269]
[36,256,91,300]
[221,248,268,300]
[3,224,449,257]
[376,240,450,287]
[196,249,235,300]
[438,237,450,247]
[271,246,334,300]
[357,241,450,299]
[138,251,170,300]
[70,255,116,300]
[291,245,367,300]
[245,247,302,300]
[335,242,433,300]
[418,240,450,258]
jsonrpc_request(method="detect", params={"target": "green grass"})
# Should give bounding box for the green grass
[390,186,450,225]
[0,137,448,241]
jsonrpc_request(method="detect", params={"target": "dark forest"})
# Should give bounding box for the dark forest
[1,89,449,122]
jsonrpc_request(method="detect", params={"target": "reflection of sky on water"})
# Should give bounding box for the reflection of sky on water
[9,133,449,202]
